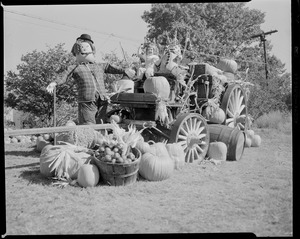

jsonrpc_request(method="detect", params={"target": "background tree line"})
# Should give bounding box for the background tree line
[4,3,291,128]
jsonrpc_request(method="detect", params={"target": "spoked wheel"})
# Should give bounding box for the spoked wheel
[220,84,248,130]
[169,113,209,163]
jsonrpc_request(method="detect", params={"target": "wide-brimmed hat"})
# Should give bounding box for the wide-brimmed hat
[77,34,94,44]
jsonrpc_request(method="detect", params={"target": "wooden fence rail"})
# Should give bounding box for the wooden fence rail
[4,124,114,137]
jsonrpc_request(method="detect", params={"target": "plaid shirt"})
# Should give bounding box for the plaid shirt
[56,62,125,102]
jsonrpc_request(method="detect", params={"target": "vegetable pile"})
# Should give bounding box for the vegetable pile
[93,122,142,165]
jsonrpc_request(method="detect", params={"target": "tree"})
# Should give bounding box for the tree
[4,44,77,127]
[141,3,291,117]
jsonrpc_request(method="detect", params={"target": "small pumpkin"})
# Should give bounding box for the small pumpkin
[5,137,11,144]
[10,137,18,144]
[77,164,100,187]
[166,143,185,170]
[143,76,170,100]
[43,134,51,141]
[109,115,122,123]
[251,135,261,147]
[216,58,238,74]
[246,129,255,140]
[244,135,252,148]
[135,141,152,154]
[207,142,227,161]
[36,139,52,153]
[65,120,76,126]
[203,107,226,124]
[139,152,174,181]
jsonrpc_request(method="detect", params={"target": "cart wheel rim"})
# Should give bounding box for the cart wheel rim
[169,113,209,163]
[221,84,248,130]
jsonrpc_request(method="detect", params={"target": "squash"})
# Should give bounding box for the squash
[65,120,76,126]
[207,142,227,161]
[251,135,261,147]
[135,141,152,154]
[36,139,52,153]
[244,135,252,148]
[5,137,11,144]
[139,152,174,181]
[203,107,225,124]
[166,143,185,170]
[216,58,238,74]
[43,134,51,141]
[151,142,170,157]
[109,115,122,123]
[246,129,255,140]
[143,76,170,100]
[10,137,18,144]
[77,164,100,187]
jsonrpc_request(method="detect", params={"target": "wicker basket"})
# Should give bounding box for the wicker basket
[93,148,141,186]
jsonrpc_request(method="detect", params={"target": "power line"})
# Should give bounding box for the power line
[4,9,143,44]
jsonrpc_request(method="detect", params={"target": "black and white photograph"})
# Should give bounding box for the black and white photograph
[3,1,293,236]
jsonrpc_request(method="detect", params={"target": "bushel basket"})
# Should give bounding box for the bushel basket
[93,148,141,186]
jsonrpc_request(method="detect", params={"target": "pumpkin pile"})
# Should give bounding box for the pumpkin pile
[245,129,261,148]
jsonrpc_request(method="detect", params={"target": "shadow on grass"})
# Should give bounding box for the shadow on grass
[19,167,53,186]
[5,162,40,170]
[5,145,40,158]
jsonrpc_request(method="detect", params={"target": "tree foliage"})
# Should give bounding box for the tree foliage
[4,44,77,127]
[141,3,291,117]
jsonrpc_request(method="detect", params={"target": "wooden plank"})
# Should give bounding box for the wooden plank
[110,93,158,103]
[4,124,114,137]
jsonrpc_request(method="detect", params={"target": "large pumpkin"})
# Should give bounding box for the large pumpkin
[139,152,174,181]
[216,58,238,74]
[143,76,170,100]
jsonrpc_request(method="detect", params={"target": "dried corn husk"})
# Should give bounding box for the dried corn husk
[40,144,91,179]
[155,99,171,128]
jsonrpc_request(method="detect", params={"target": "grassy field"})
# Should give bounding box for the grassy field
[4,125,292,236]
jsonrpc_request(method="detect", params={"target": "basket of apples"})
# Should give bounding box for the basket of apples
[92,122,142,186]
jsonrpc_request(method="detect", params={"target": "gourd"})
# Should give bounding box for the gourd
[36,139,52,153]
[65,120,76,126]
[10,137,18,144]
[43,134,51,141]
[109,115,122,123]
[166,143,185,170]
[139,152,174,181]
[251,135,261,147]
[246,129,255,140]
[216,58,238,74]
[135,141,151,154]
[207,142,227,161]
[203,107,225,124]
[77,164,100,187]
[244,135,252,148]
[143,76,170,100]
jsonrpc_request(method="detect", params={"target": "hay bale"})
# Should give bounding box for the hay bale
[56,126,100,148]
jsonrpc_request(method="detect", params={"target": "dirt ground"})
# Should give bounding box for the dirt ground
[4,127,292,236]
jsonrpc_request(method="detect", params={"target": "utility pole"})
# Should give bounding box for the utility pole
[250,30,278,80]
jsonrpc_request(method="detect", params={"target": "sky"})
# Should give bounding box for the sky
[3,1,291,74]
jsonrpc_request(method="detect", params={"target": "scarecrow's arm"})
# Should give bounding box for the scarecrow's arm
[104,63,135,79]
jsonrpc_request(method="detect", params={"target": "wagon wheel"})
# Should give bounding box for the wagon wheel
[220,84,248,130]
[169,113,209,163]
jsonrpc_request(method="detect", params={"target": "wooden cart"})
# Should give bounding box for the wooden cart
[106,63,248,163]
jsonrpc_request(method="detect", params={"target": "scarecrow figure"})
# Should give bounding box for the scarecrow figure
[47,34,135,125]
